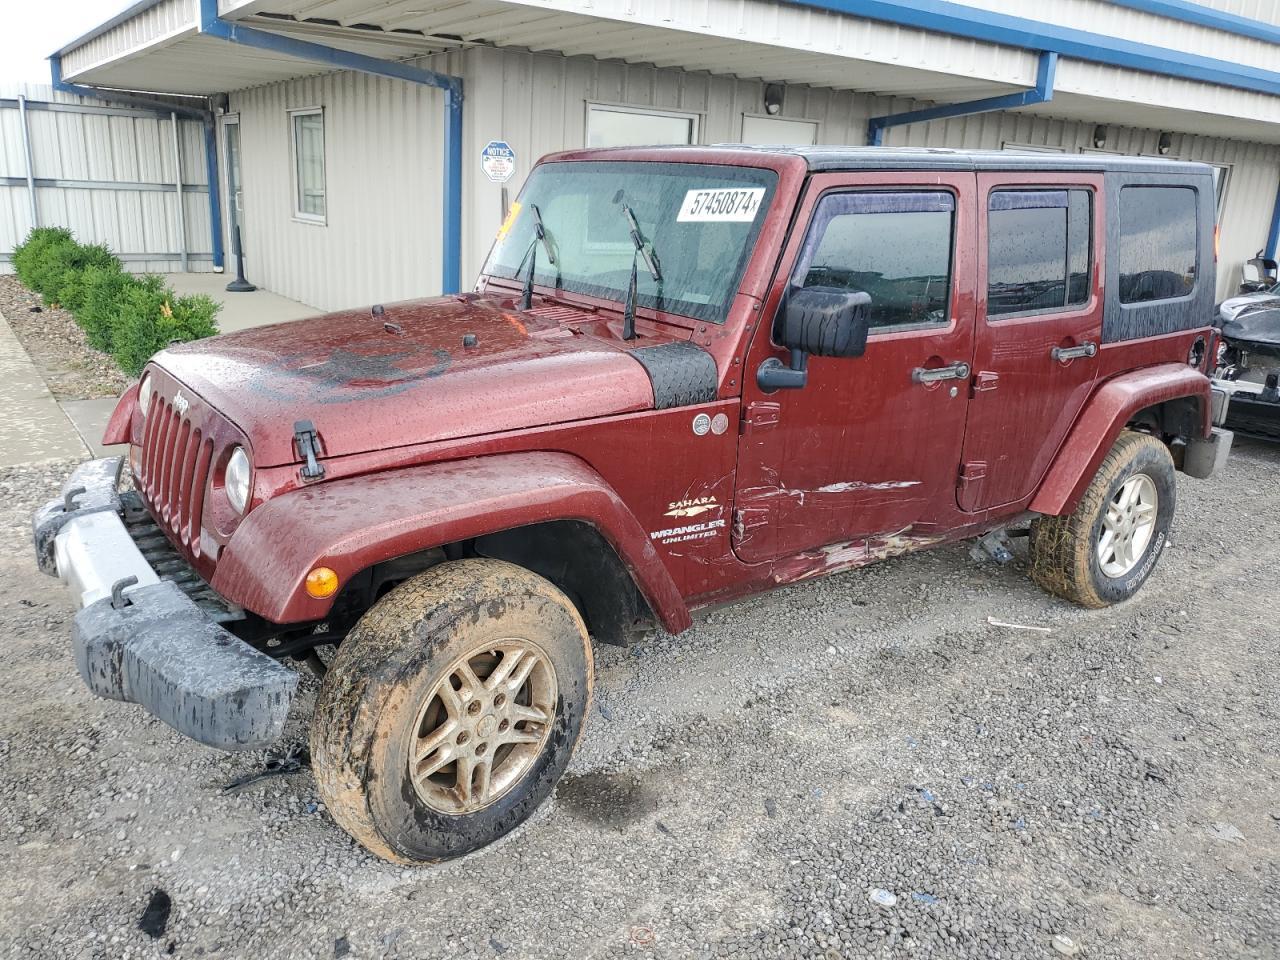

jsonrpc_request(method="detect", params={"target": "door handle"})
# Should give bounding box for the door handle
[913,361,970,384]
[1051,341,1098,363]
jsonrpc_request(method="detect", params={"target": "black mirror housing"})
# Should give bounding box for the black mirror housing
[778,285,872,359]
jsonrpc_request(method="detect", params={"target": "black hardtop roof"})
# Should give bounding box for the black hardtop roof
[707,144,1210,176]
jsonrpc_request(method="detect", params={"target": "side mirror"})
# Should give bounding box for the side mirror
[757,285,872,392]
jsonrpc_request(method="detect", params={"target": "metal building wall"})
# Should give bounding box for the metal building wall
[225,43,1279,307]
[0,83,212,275]
[457,46,1278,301]
[225,58,462,312]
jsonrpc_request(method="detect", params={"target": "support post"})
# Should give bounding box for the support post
[16,94,38,230]
[868,51,1058,145]
[196,0,465,295]
[170,112,188,272]
[204,116,225,271]
[442,89,463,295]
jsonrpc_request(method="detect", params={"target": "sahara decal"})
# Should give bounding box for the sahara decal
[664,495,720,518]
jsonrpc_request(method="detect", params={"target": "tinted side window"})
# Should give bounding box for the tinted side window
[793,192,954,330]
[1118,186,1197,303]
[987,189,1092,318]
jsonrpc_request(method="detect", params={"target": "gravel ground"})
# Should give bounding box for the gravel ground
[0,276,131,401]
[1,447,1277,960]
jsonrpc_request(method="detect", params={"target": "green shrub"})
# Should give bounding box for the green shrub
[12,227,73,294]
[76,265,137,352]
[111,281,220,376]
[9,227,219,374]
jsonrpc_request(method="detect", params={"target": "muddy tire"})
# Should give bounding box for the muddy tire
[1030,430,1175,608]
[310,559,593,864]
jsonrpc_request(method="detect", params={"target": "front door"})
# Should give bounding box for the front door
[733,172,977,564]
[958,172,1104,512]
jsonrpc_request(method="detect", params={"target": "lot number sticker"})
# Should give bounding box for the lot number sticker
[677,187,766,222]
[481,140,516,183]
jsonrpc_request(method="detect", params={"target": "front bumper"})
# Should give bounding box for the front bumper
[33,457,297,751]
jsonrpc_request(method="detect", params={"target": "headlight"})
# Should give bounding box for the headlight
[137,373,153,416]
[225,446,251,514]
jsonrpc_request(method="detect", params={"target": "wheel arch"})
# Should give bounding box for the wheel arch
[210,451,691,635]
[1029,363,1211,516]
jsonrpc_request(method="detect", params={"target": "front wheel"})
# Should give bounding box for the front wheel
[310,559,593,864]
[1030,430,1176,607]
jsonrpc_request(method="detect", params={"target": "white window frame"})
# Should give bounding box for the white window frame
[584,102,701,149]
[289,106,327,225]
[740,113,819,146]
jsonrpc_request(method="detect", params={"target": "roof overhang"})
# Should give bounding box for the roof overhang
[54,0,1280,144]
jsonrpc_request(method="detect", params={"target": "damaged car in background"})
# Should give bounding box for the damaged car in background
[33,146,1230,864]
[1213,302,1280,441]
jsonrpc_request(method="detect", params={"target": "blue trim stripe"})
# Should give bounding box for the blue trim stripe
[1108,0,1280,46]
[786,0,1280,98]
[868,50,1056,144]
[196,0,464,294]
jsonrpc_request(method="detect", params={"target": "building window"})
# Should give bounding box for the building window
[987,189,1093,318]
[586,104,698,148]
[290,107,326,223]
[793,191,955,331]
[741,115,818,145]
[1118,186,1197,303]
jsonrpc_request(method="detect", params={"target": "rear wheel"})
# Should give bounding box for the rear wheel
[310,559,593,864]
[1030,430,1175,607]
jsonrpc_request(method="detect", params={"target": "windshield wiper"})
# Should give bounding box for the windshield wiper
[614,191,662,340]
[515,203,557,311]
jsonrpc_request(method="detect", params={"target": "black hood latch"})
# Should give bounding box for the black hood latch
[293,420,325,481]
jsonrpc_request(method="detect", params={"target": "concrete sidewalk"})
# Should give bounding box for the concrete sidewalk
[0,309,89,467]
[167,272,317,333]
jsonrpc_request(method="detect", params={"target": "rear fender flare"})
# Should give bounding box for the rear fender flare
[1029,363,1211,516]
[210,451,691,634]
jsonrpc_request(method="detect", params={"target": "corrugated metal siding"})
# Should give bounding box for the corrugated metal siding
[62,0,195,80]
[453,46,1279,301]
[226,45,1278,306]
[227,57,463,311]
[0,83,213,275]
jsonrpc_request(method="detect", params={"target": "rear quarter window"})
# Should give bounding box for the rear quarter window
[1118,186,1198,303]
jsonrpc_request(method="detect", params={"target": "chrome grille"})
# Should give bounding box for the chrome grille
[138,391,215,555]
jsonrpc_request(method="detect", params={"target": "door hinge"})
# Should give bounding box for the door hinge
[958,461,988,490]
[741,401,781,435]
[971,371,999,396]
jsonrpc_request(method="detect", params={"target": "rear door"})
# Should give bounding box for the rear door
[732,171,977,563]
[958,172,1103,512]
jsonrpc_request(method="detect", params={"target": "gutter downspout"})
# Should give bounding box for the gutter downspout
[49,54,224,271]
[1266,183,1280,262]
[16,95,38,229]
[868,51,1057,146]
[196,0,465,295]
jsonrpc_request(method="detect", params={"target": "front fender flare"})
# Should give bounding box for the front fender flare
[210,451,691,634]
[1029,363,1211,516]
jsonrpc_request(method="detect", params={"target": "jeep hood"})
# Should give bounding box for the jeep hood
[153,295,658,466]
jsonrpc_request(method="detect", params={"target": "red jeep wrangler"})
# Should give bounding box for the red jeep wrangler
[34,147,1231,864]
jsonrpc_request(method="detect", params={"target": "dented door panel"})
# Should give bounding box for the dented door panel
[731,172,978,563]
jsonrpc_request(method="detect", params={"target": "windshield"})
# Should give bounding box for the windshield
[482,161,778,324]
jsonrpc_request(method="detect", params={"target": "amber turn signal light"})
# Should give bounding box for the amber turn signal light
[305,566,339,599]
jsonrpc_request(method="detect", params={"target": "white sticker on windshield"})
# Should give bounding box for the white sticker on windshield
[677,187,766,223]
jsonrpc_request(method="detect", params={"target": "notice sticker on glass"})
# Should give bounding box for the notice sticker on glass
[677,187,766,223]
